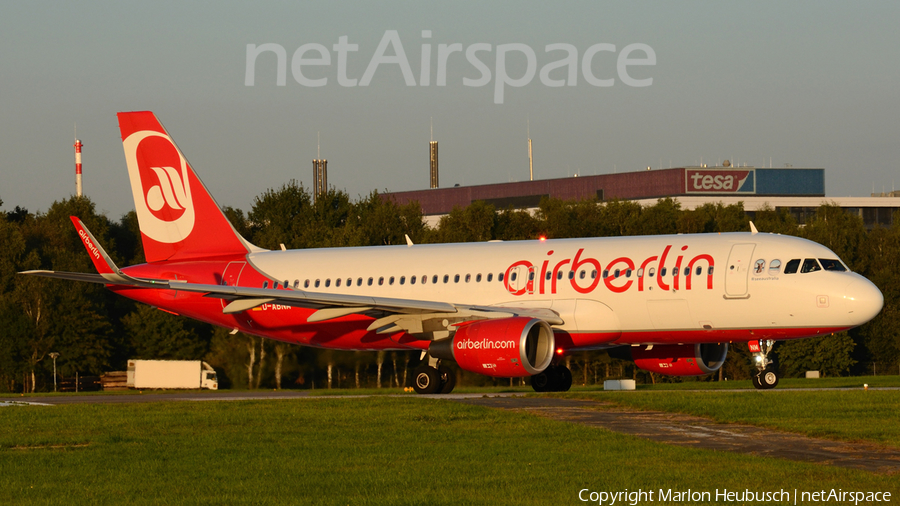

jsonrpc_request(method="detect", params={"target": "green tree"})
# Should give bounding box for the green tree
[776,333,857,377]
[432,201,496,243]
[123,305,208,360]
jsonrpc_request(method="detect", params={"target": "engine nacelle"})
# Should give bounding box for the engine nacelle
[430,317,555,377]
[630,343,729,376]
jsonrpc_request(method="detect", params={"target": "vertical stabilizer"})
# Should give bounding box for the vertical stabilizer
[117,111,250,262]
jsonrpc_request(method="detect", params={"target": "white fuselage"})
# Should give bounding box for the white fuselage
[244,232,882,349]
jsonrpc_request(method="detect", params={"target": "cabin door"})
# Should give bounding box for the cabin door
[724,244,755,297]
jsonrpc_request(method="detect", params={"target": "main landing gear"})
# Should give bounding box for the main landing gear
[530,364,573,392]
[411,354,456,394]
[751,339,780,390]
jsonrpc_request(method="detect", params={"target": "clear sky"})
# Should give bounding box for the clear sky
[2,1,899,219]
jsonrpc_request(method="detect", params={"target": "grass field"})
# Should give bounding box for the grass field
[2,395,899,505]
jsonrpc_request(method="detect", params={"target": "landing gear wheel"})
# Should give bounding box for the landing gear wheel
[531,365,573,392]
[557,366,573,392]
[751,375,762,389]
[412,366,441,394]
[759,368,779,389]
[438,365,456,394]
[530,369,553,392]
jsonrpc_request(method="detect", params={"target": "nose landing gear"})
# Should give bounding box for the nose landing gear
[751,339,779,389]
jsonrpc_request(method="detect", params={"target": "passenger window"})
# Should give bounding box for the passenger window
[273,282,279,289]
[661,268,667,277]
[614,269,621,278]
[510,272,517,281]
[314,280,320,288]
[443,275,449,283]
[579,270,586,279]
[708,266,714,275]
[498,272,504,282]
[335,278,341,287]
[263,281,269,289]
[465,274,471,283]
[768,260,782,275]
[325,279,331,288]
[819,259,847,272]
[683,267,689,276]
[399,276,405,285]
[545,271,551,280]
[347,278,352,287]
[568,271,574,280]
[293,280,300,289]
[801,258,821,273]
[591,270,597,279]
[433,275,439,284]
[626,269,633,278]
[304,279,310,288]
[454,274,460,283]
[283,280,289,288]
[357,278,363,286]
[389,277,395,285]
[557,271,563,280]
[672,268,678,277]
[476,274,482,282]
[487,273,493,282]
[637,268,644,277]
[784,259,800,274]
[528,271,534,281]
[753,259,765,274]
[649,268,656,277]
[410,276,416,285]
[367,277,373,286]
[378,277,384,286]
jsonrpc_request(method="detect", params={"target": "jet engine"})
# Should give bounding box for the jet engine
[430,317,555,377]
[625,343,729,376]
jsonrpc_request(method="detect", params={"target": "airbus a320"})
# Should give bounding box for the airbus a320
[22,111,884,393]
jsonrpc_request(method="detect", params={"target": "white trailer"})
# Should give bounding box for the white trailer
[126,360,218,390]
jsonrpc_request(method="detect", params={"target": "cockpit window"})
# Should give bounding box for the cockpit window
[819,259,847,272]
[768,259,782,275]
[784,259,800,274]
[801,258,821,273]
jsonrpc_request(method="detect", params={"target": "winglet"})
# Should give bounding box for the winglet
[71,216,121,276]
[405,234,414,247]
[749,221,759,235]
[70,216,161,286]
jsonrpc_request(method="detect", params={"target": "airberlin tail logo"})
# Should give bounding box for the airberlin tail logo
[146,166,189,213]
[122,130,196,244]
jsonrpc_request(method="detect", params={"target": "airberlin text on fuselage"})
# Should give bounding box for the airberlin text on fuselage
[504,245,715,296]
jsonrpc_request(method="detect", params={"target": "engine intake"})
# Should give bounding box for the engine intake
[628,343,728,376]
[430,317,555,377]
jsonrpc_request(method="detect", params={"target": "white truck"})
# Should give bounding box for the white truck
[126,360,218,390]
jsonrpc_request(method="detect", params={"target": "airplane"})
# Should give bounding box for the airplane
[21,111,884,393]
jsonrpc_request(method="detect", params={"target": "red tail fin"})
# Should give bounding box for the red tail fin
[118,111,250,263]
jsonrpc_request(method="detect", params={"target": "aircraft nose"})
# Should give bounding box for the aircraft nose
[843,277,884,326]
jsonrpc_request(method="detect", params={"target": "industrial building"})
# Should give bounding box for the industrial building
[381,165,900,229]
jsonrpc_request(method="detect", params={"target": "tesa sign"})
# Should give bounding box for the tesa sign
[685,168,755,194]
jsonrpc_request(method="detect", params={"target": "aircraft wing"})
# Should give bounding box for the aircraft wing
[168,281,564,335]
[20,217,563,338]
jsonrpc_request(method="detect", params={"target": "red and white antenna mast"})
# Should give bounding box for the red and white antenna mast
[74,126,83,197]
